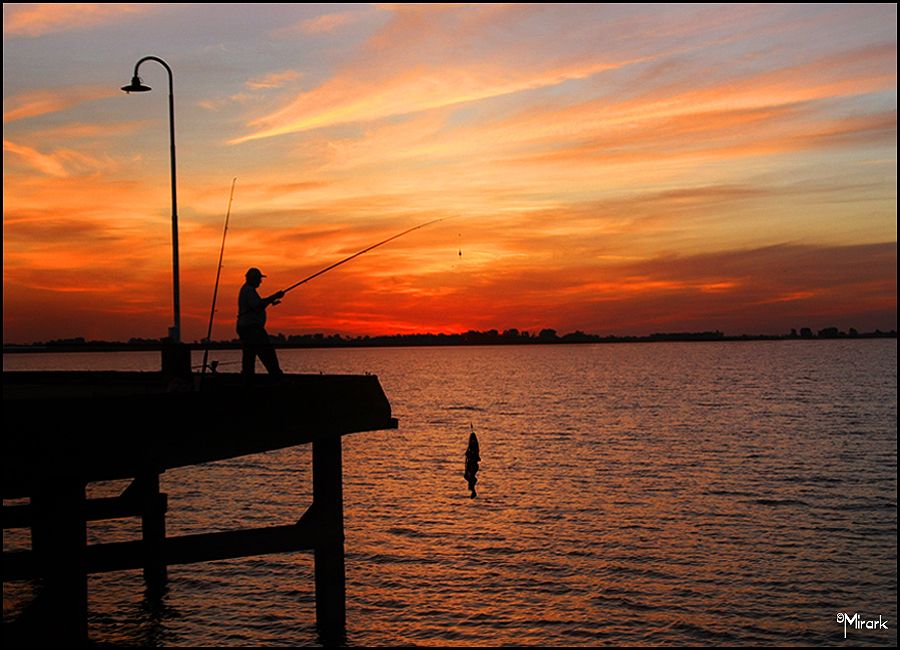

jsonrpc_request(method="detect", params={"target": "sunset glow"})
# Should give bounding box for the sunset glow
[3,3,896,343]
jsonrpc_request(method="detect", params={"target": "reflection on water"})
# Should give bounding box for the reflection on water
[3,341,897,646]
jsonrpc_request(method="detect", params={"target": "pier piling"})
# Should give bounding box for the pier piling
[31,479,89,642]
[136,472,168,593]
[312,434,347,642]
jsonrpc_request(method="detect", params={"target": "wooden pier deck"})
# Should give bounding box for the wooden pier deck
[2,370,398,645]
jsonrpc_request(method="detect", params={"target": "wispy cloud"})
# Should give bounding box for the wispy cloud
[232,59,626,143]
[282,33,894,229]
[232,6,896,153]
[3,86,115,123]
[4,138,118,177]
[2,3,154,38]
[270,9,370,38]
[26,120,147,141]
[245,70,302,90]
[234,4,658,143]
[197,70,302,112]
[4,139,68,177]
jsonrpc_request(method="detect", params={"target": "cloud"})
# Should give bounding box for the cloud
[197,92,261,112]
[237,240,896,337]
[23,120,147,141]
[4,139,68,177]
[233,4,653,143]
[231,4,897,187]
[440,242,897,335]
[3,138,117,177]
[3,86,115,123]
[197,70,302,112]
[270,9,370,38]
[231,59,624,144]
[245,70,302,90]
[294,10,363,34]
[513,107,897,168]
[481,42,897,164]
[3,3,154,38]
[284,34,894,230]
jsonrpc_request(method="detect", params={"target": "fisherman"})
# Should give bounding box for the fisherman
[237,267,285,381]
[464,427,481,498]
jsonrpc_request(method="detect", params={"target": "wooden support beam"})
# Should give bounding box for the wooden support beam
[3,518,320,580]
[3,492,167,529]
[311,434,346,644]
[146,521,318,567]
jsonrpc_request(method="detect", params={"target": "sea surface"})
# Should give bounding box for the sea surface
[3,340,897,646]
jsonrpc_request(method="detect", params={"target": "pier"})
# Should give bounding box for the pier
[2,370,398,645]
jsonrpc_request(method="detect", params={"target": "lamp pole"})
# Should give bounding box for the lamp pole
[122,56,181,343]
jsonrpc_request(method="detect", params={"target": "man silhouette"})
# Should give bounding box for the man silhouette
[237,267,285,381]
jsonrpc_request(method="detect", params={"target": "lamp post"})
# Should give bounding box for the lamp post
[121,56,181,344]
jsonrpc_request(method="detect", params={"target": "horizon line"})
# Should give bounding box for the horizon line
[4,326,897,350]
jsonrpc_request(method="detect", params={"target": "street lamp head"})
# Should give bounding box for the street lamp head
[121,75,152,93]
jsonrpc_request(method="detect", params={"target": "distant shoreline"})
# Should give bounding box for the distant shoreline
[3,329,896,354]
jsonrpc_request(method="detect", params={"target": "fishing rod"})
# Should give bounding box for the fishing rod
[280,216,449,295]
[201,177,237,377]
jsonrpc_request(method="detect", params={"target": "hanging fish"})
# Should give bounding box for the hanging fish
[464,424,480,498]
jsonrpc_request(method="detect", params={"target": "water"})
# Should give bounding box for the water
[3,341,897,646]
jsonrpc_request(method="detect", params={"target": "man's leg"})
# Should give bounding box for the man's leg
[238,328,258,380]
[241,344,256,378]
[257,339,284,377]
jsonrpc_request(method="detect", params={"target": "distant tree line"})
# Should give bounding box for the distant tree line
[261,326,894,347]
[789,327,873,339]
[4,326,895,352]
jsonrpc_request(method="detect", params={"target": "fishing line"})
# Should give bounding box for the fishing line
[235,215,455,319]
[281,216,451,295]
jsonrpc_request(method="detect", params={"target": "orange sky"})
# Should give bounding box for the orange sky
[3,4,897,343]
